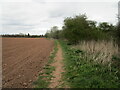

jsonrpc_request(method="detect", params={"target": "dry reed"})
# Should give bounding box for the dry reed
[73,40,118,64]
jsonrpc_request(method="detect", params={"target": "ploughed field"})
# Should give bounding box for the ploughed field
[2,38,54,88]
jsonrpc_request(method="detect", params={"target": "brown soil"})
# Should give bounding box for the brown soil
[2,38,54,88]
[49,43,64,88]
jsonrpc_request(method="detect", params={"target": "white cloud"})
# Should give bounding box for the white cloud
[0,0,32,2]
[36,0,120,2]
[0,0,119,35]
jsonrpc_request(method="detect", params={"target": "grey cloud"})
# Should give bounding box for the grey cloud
[49,12,64,18]
[48,2,83,19]
[2,21,34,26]
[2,17,36,28]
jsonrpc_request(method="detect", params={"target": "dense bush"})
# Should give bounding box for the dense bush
[45,14,115,44]
[62,15,113,44]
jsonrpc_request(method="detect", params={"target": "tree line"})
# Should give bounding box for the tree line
[45,14,119,44]
[1,33,45,38]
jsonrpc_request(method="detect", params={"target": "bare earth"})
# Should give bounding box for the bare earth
[2,38,54,88]
[49,43,64,88]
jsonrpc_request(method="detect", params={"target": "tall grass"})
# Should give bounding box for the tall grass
[73,40,118,64]
[60,40,120,88]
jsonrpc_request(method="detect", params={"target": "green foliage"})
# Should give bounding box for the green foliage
[45,26,63,39]
[63,15,89,44]
[33,40,58,88]
[98,22,115,32]
[62,15,111,44]
[59,40,120,88]
[117,21,120,39]
[45,14,116,44]
[98,22,116,38]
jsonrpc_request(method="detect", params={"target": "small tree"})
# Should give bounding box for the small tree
[28,33,30,37]
[46,26,59,39]
[63,14,90,44]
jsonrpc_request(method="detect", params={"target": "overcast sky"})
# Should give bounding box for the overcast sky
[0,0,120,35]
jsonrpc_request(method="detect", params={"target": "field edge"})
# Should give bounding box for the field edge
[33,40,58,88]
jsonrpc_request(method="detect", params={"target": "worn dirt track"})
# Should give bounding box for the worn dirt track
[49,43,64,88]
[2,38,54,88]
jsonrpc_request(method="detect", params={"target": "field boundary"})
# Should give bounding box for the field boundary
[33,40,58,88]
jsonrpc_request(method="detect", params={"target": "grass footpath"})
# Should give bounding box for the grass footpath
[59,40,120,88]
[33,40,58,88]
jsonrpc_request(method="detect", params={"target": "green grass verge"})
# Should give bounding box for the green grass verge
[33,40,58,88]
[59,40,120,88]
